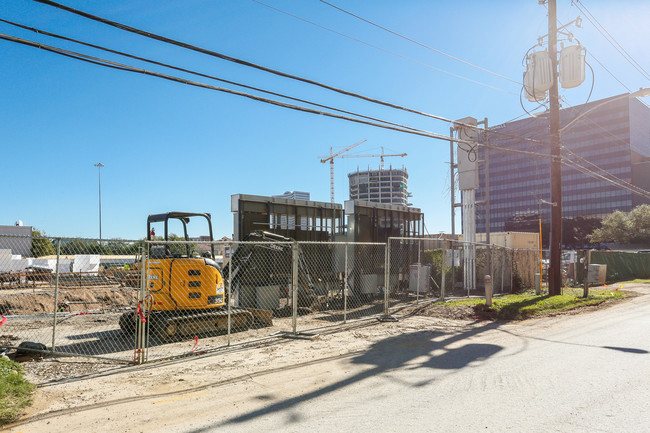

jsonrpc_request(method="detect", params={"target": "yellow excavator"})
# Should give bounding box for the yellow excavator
[119,212,253,341]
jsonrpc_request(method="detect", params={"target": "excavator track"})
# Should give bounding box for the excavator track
[151,308,253,342]
[120,308,254,342]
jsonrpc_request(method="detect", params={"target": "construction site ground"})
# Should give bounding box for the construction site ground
[4,282,647,433]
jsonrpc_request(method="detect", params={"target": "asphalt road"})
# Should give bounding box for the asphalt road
[10,284,650,433]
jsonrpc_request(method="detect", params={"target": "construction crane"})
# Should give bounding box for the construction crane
[319,139,367,203]
[339,146,407,170]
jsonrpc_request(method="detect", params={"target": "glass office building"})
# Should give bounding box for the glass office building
[477,94,650,233]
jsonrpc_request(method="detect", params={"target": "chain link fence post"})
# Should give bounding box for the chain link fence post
[135,244,148,364]
[384,240,390,316]
[441,241,447,301]
[343,243,350,323]
[416,239,421,304]
[291,241,299,335]
[51,238,61,353]
[227,241,233,346]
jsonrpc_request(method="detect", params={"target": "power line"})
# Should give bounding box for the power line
[563,148,650,198]
[251,0,516,95]
[562,158,650,200]
[559,97,650,198]
[583,48,631,92]
[0,32,477,146]
[0,20,548,154]
[573,0,650,81]
[15,2,649,205]
[551,11,632,92]
[318,0,521,85]
[32,0,490,131]
[30,0,548,146]
[0,18,425,134]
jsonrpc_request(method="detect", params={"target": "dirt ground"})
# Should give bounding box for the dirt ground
[9,287,635,385]
[5,284,646,432]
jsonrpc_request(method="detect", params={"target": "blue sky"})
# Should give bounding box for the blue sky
[1,0,649,240]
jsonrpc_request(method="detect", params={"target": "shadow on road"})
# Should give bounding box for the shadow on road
[203,320,503,431]
[601,346,648,354]
[497,328,649,355]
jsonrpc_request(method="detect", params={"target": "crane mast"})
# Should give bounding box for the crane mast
[319,139,367,203]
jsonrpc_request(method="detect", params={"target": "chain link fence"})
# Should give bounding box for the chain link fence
[0,234,142,362]
[1,234,539,364]
[295,242,386,334]
[386,237,540,317]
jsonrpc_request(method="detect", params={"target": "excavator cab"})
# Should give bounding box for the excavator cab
[147,212,215,260]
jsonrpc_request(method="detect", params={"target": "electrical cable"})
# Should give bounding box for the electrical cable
[318,0,521,85]
[559,98,650,198]
[560,95,641,152]
[31,0,494,132]
[552,10,632,92]
[0,32,476,146]
[562,149,650,198]
[584,60,595,104]
[0,27,553,159]
[520,87,547,120]
[562,158,650,200]
[0,18,424,134]
[250,0,516,95]
[573,0,650,81]
[583,47,632,92]
[479,143,553,160]
[29,0,550,147]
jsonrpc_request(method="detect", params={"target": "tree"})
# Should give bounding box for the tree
[562,216,602,249]
[628,204,650,243]
[589,204,650,244]
[30,229,56,257]
[150,234,197,256]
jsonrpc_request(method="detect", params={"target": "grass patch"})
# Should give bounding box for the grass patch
[0,358,36,426]
[614,279,650,284]
[443,288,627,320]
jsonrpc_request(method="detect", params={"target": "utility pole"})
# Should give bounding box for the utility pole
[548,0,562,296]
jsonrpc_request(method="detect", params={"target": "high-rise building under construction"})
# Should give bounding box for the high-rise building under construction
[348,166,409,206]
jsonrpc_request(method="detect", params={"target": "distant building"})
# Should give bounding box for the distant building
[477,94,650,233]
[273,191,310,201]
[348,166,409,206]
[0,224,33,257]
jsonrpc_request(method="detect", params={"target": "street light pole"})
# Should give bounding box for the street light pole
[548,0,563,296]
[94,163,104,242]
